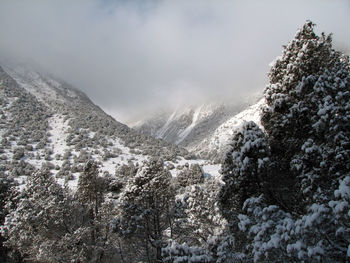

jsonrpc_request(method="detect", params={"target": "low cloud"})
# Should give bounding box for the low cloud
[0,0,349,122]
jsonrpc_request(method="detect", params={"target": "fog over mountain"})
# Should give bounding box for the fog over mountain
[0,0,349,122]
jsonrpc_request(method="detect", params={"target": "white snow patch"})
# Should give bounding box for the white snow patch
[48,114,69,157]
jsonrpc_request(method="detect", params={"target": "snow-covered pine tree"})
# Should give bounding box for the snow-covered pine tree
[176,163,204,188]
[219,121,271,221]
[1,168,71,262]
[162,240,213,263]
[113,157,175,262]
[262,20,350,209]
[167,179,242,263]
[2,166,116,262]
[77,160,106,217]
[0,174,14,262]
[236,21,350,262]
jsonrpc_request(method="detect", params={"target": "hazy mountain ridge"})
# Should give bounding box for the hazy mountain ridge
[134,97,265,162]
[133,101,248,149]
[191,98,265,161]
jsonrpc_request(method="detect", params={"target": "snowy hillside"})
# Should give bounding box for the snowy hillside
[191,98,265,161]
[133,102,247,150]
[0,65,221,192]
[134,95,265,162]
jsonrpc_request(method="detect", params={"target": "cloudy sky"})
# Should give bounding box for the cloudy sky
[0,0,349,122]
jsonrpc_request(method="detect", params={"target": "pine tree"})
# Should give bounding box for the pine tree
[77,160,106,217]
[0,174,14,262]
[2,167,116,262]
[168,179,241,263]
[1,168,71,261]
[261,20,350,209]
[113,157,175,262]
[234,21,350,262]
[176,163,204,187]
[219,121,271,220]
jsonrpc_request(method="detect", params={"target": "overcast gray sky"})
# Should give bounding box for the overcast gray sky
[0,0,349,122]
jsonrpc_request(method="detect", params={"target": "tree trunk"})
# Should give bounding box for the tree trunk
[156,246,162,262]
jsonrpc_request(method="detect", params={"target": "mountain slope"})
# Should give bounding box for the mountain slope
[191,98,265,161]
[134,97,265,162]
[133,102,247,148]
[0,65,220,191]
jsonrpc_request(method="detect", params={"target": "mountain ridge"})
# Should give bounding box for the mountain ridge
[133,96,265,162]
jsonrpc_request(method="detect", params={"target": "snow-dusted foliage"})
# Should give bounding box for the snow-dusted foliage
[113,157,175,262]
[166,179,243,263]
[0,174,14,262]
[219,21,350,262]
[1,167,117,262]
[239,184,350,262]
[2,168,71,261]
[162,240,213,263]
[219,121,270,218]
[76,160,106,216]
[176,163,204,187]
[262,20,350,207]
[261,22,350,260]
[174,181,226,245]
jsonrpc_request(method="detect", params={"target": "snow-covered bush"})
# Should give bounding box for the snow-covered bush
[239,179,350,262]
[12,147,25,160]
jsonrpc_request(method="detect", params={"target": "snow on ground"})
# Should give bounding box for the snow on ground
[153,102,225,145]
[25,114,69,170]
[49,114,69,157]
[97,136,149,176]
[56,176,79,190]
[10,111,221,192]
[202,163,221,178]
[13,176,27,192]
[1,96,17,123]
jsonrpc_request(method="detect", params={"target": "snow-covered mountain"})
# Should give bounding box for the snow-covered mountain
[191,98,265,161]
[0,65,221,190]
[133,102,246,147]
[133,97,265,162]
